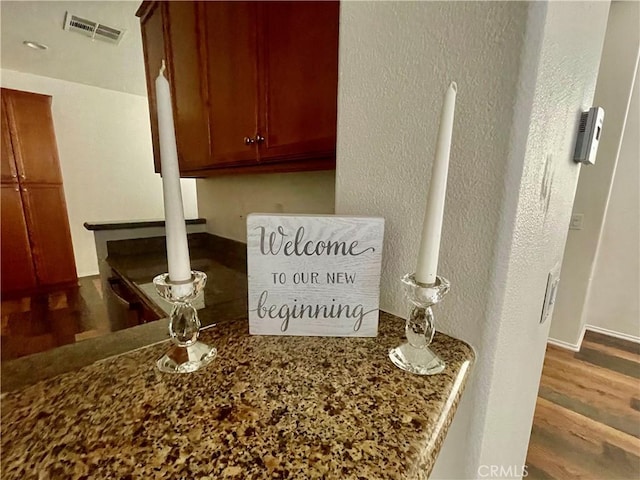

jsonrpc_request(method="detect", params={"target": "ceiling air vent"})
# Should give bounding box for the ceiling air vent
[63,12,125,45]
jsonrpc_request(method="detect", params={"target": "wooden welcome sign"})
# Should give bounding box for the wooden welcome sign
[247,214,385,337]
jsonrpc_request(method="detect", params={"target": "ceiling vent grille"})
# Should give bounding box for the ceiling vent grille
[63,12,125,45]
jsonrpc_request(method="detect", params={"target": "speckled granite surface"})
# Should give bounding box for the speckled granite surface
[1,313,473,480]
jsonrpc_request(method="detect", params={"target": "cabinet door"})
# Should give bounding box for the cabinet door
[1,184,37,294]
[139,2,210,173]
[21,184,77,287]
[3,89,63,184]
[203,1,259,166]
[165,1,211,171]
[1,97,18,183]
[139,1,167,173]
[258,1,339,162]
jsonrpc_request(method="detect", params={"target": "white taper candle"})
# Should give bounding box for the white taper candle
[415,82,457,285]
[156,60,192,283]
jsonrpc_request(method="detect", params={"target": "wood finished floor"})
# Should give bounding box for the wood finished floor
[0,276,109,361]
[526,330,640,480]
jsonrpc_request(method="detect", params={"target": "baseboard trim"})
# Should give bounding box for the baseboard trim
[585,325,640,344]
[547,337,581,352]
[547,326,586,352]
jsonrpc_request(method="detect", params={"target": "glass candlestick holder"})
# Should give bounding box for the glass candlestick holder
[153,271,217,373]
[388,273,450,375]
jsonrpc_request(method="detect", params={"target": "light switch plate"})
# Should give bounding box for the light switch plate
[540,263,561,324]
[570,213,584,230]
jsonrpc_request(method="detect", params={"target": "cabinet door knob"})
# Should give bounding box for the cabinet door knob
[244,136,255,145]
[256,134,265,143]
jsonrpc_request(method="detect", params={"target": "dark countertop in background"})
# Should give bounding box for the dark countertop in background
[106,233,249,329]
[84,218,206,231]
[107,246,248,328]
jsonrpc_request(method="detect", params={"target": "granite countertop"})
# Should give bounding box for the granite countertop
[1,234,474,478]
[107,245,249,327]
[1,313,474,479]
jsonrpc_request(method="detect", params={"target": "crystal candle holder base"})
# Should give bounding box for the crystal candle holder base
[388,273,449,375]
[153,271,216,373]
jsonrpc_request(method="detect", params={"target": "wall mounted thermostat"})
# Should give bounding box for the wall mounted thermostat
[573,106,604,165]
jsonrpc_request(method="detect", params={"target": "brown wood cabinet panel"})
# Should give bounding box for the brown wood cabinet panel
[165,1,211,171]
[136,1,338,176]
[258,1,339,162]
[138,1,167,172]
[1,98,18,183]
[1,88,77,296]
[139,1,211,173]
[203,1,259,166]
[1,184,37,294]
[20,184,77,287]
[3,89,63,184]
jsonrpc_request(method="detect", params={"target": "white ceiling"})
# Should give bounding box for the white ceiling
[1,1,148,96]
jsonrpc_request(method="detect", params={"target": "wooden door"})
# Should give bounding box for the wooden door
[1,98,18,183]
[2,88,77,291]
[20,184,77,286]
[3,89,63,184]
[1,184,37,294]
[257,1,339,162]
[203,1,259,166]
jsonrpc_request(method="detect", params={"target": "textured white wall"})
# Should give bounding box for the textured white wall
[196,171,335,243]
[549,1,640,347]
[0,70,199,277]
[585,63,639,339]
[475,1,608,470]
[336,1,608,477]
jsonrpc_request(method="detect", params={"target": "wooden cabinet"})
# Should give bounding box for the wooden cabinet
[257,2,339,163]
[1,105,18,183]
[1,89,77,297]
[136,1,338,176]
[20,185,78,286]
[1,184,37,292]
[139,1,210,173]
[138,0,165,172]
[4,91,64,184]
[203,1,259,167]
